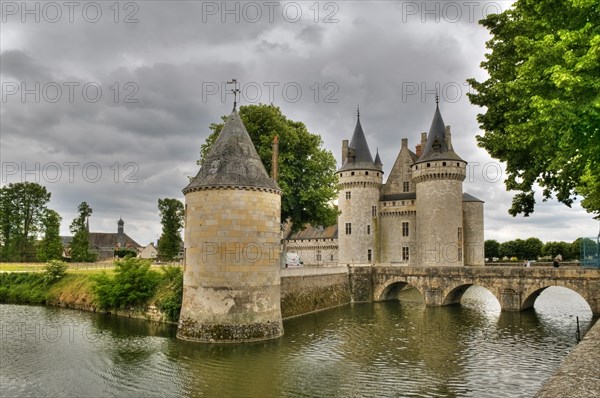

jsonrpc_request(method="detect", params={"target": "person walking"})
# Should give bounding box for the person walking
[553,254,562,268]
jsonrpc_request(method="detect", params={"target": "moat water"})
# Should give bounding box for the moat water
[1,286,596,398]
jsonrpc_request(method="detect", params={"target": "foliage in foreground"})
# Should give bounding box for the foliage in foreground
[155,266,183,322]
[92,257,161,310]
[468,0,600,218]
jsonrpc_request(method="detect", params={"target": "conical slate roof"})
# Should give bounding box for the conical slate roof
[339,115,380,172]
[183,110,279,193]
[416,103,463,163]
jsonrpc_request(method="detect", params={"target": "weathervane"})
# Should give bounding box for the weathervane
[357,104,360,119]
[435,90,439,105]
[226,78,241,111]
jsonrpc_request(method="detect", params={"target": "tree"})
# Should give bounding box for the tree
[37,209,63,262]
[467,0,600,218]
[157,198,184,261]
[542,241,572,259]
[484,239,501,259]
[523,237,544,260]
[199,104,338,233]
[0,182,51,261]
[500,239,527,260]
[69,202,96,262]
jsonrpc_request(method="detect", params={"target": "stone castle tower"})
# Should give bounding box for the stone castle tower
[337,110,383,264]
[177,109,284,343]
[412,102,467,266]
[329,102,484,267]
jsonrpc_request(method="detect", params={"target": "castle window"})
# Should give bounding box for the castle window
[457,163,460,167]
[443,162,446,166]
[330,254,334,261]
[316,250,322,262]
[402,222,409,237]
[367,225,371,235]
[365,171,369,175]
[458,227,462,241]
[458,248,463,262]
[345,223,352,235]
[372,206,377,217]
[351,172,355,176]
[367,249,372,262]
[402,246,410,261]
[403,182,409,192]
[427,163,431,168]
[377,173,380,176]
[346,191,351,200]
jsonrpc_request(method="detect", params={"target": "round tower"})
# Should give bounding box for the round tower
[178,109,283,343]
[412,103,466,266]
[337,110,383,265]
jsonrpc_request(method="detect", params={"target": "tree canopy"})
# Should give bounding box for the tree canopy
[468,0,600,218]
[0,182,51,261]
[69,201,96,262]
[199,104,338,233]
[38,209,63,262]
[157,198,184,261]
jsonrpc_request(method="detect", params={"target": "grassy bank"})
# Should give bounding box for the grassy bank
[0,260,183,323]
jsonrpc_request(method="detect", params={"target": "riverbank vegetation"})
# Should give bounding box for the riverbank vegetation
[0,258,184,322]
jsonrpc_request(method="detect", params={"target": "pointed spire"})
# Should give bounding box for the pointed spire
[374,148,382,167]
[184,109,279,193]
[416,102,463,163]
[338,108,380,172]
[357,104,360,120]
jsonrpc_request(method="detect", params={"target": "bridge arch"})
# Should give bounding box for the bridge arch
[442,283,501,307]
[522,284,595,313]
[375,279,425,302]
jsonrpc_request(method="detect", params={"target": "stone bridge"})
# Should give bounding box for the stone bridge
[348,265,600,316]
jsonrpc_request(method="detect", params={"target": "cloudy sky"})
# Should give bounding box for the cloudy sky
[1,0,598,246]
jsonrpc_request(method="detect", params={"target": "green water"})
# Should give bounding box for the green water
[0,286,595,397]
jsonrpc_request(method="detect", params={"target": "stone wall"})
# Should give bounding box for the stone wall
[280,267,350,319]
[535,318,600,397]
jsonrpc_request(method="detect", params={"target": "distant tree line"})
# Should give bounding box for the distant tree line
[0,182,185,263]
[485,237,597,261]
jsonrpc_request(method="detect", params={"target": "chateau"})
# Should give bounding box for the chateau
[286,103,485,267]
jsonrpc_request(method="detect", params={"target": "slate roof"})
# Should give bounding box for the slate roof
[338,115,381,172]
[286,224,338,240]
[380,192,417,202]
[462,192,484,203]
[416,103,464,163]
[184,110,279,193]
[60,233,142,250]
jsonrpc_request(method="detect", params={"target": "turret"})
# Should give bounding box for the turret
[178,109,283,342]
[337,109,383,265]
[412,102,467,266]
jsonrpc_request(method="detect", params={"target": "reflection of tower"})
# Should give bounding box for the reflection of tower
[413,102,467,266]
[337,109,383,264]
[117,217,125,248]
[178,108,283,343]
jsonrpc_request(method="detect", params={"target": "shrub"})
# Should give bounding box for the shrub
[43,260,69,283]
[92,256,161,309]
[114,248,138,258]
[157,266,183,322]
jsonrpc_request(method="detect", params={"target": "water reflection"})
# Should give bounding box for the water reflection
[0,286,595,398]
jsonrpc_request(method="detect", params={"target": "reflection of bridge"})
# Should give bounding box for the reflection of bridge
[348,266,600,316]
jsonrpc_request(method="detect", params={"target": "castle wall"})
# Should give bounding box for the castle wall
[379,201,417,265]
[337,170,382,264]
[285,239,338,267]
[178,188,283,342]
[463,201,485,266]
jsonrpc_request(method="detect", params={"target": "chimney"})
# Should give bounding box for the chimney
[401,138,408,149]
[415,144,422,157]
[342,139,349,164]
[271,135,279,182]
[445,125,452,150]
[420,132,427,148]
